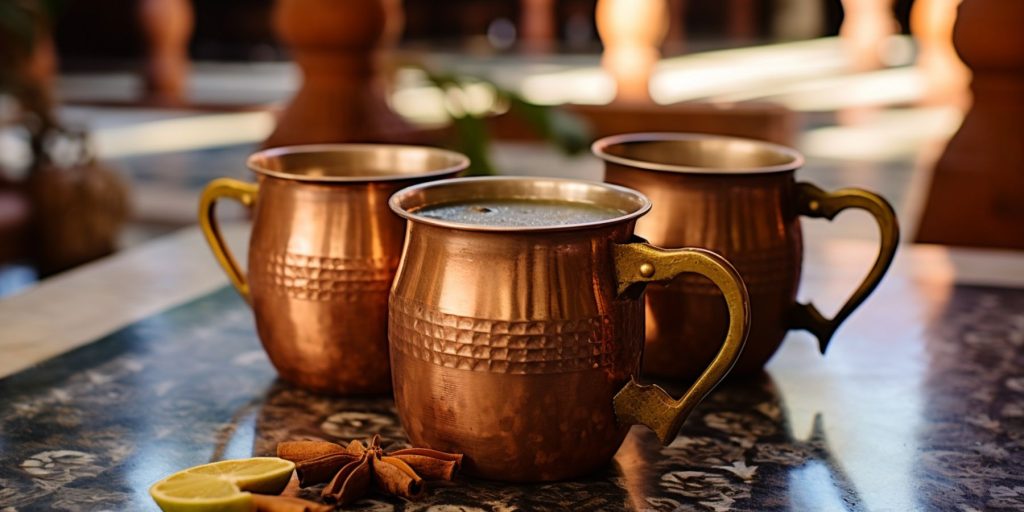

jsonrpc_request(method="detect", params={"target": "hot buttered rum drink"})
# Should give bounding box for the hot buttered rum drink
[414,199,624,228]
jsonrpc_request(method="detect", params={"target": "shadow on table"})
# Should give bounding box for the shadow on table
[242,381,628,510]
[236,372,862,511]
[614,373,864,511]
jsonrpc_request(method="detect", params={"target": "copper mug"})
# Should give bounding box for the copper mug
[387,176,751,482]
[198,144,468,394]
[594,133,899,380]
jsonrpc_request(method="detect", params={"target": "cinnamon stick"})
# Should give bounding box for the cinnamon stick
[277,440,346,463]
[375,456,424,500]
[322,455,371,504]
[389,448,463,480]
[251,494,333,512]
[294,452,359,487]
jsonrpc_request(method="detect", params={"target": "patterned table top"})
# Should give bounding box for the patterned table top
[1,231,1023,510]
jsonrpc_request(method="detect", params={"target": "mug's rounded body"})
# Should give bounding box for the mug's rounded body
[595,133,898,381]
[247,175,409,393]
[606,164,802,379]
[388,189,643,481]
[387,177,752,482]
[199,145,467,395]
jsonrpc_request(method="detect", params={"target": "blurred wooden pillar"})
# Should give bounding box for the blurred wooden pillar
[663,0,686,53]
[138,0,193,105]
[839,0,897,70]
[520,0,556,52]
[916,0,1024,249]
[727,0,758,42]
[911,0,969,106]
[587,0,793,145]
[264,0,415,148]
[595,0,669,103]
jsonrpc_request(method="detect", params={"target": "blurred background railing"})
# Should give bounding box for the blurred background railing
[1,0,1021,297]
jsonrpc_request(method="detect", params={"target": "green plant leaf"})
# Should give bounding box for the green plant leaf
[420,68,591,176]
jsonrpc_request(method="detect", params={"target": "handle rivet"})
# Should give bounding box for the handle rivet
[639,263,655,277]
[808,200,820,211]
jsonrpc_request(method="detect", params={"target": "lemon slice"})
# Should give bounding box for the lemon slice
[150,457,295,512]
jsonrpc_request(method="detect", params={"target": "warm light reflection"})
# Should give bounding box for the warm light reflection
[718,65,923,109]
[390,75,503,125]
[800,106,961,161]
[57,37,936,163]
[503,37,919,110]
[769,239,943,511]
[93,111,275,158]
[74,37,934,162]
[787,461,856,511]
[651,38,851,104]
[520,69,617,106]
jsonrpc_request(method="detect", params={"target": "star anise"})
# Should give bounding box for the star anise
[277,436,463,505]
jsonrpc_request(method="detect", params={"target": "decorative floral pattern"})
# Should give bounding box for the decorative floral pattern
[0,284,1022,510]
[20,451,98,480]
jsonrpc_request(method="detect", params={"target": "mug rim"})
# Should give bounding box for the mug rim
[389,176,653,233]
[591,132,805,175]
[247,143,470,183]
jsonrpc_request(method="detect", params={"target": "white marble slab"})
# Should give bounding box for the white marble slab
[0,223,249,379]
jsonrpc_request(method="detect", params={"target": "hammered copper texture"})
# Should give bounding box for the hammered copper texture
[388,189,646,481]
[247,178,410,394]
[384,175,762,482]
[389,293,640,374]
[202,145,468,395]
[596,134,897,382]
[610,167,800,380]
[254,252,396,301]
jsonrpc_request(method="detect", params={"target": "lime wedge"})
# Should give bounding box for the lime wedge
[150,457,295,512]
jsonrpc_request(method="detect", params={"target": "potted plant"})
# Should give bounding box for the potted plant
[0,0,129,276]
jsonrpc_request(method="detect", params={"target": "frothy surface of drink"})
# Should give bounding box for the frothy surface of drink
[414,199,625,228]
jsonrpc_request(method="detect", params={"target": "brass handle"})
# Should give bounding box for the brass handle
[612,243,750,445]
[198,178,259,303]
[791,182,899,353]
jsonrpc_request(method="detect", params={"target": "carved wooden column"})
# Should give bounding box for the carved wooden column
[839,0,897,70]
[916,0,1024,249]
[663,0,686,53]
[910,0,969,105]
[727,0,758,42]
[595,0,669,103]
[520,0,556,53]
[264,0,413,148]
[138,0,193,105]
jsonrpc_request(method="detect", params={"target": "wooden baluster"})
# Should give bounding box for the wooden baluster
[663,0,686,54]
[911,0,969,106]
[727,0,758,43]
[520,0,557,53]
[138,0,193,105]
[595,0,669,103]
[916,0,1024,249]
[839,0,897,70]
[264,0,414,148]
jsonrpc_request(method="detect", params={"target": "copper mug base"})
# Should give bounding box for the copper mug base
[387,177,751,482]
[199,144,467,394]
[594,133,899,381]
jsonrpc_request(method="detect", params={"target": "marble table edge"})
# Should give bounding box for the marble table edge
[0,223,1022,381]
[0,223,247,380]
